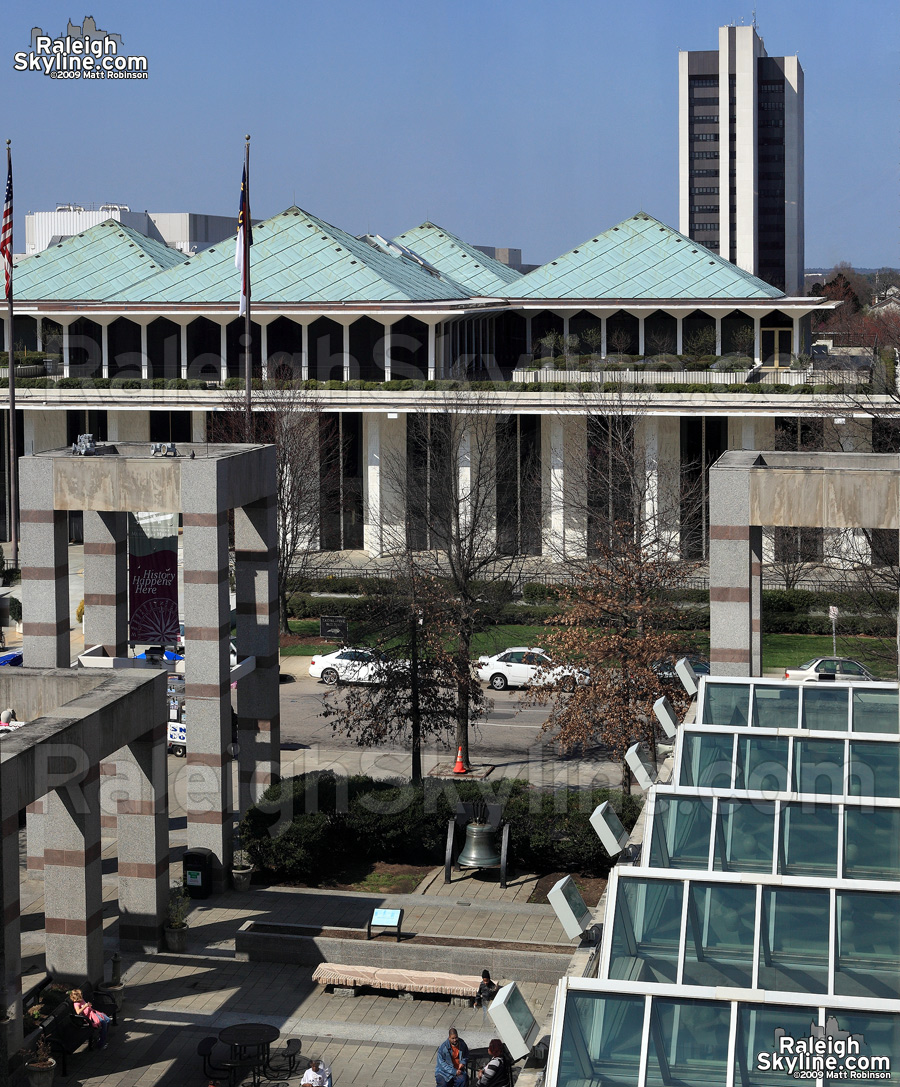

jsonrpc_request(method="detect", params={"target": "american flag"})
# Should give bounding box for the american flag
[1,147,11,301]
[234,163,252,315]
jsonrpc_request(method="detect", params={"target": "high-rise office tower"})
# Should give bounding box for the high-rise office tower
[679,24,804,294]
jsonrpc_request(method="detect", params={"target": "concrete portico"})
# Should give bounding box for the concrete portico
[20,442,279,887]
[0,667,166,1072]
[709,450,900,675]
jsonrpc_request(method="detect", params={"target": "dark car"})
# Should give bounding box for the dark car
[652,655,710,681]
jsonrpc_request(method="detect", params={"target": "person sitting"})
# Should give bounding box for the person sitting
[301,1059,325,1086]
[69,988,110,1049]
[435,1028,469,1087]
[477,1040,510,1087]
[475,970,500,1008]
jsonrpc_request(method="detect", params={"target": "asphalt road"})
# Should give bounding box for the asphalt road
[277,673,622,788]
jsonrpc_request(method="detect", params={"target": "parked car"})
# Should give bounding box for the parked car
[652,655,710,681]
[784,657,876,682]
[476,647,587,692]
[308,647,397,685]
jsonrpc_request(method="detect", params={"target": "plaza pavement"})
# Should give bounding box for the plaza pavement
[19,825,563,1087]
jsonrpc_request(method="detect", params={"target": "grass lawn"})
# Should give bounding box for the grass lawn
[761,633,896,678]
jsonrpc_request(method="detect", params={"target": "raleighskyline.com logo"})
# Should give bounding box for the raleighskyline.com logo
[756,1018,891,1080]
[13,16,148,79]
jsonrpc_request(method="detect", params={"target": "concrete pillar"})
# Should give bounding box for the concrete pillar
[83,511,127,657]
[543,417,566,560]
[709,454,763,676]
[235,490,280,815]
[219,322,228,384]
[342,323,350,382]
[36,317,43,351]
[191,411,207,443]
[0,803,23,1061]
[638,416,681,555]
[107,411,151,443]
[139,321,149,380]
[20,458,70,667]
[601,316,607,360]
[364,414,406,556]
[116,724,169,951]
[363,414,382,557]
[260,321,269,380]
[792,315,801,358]
[43,765,104,985]
[525,316,532,356]
[715,316,722,356]
[301,321,309,380]
[62,322,70,378]
[182,475,232,887]
[382,321,392,381]
[638,315,645,357]
[753,315,761,365]
[675,316,683,356]
[426,320,437,380]
[23,412,66,455]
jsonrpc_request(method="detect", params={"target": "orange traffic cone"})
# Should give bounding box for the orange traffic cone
[452,746,467,774]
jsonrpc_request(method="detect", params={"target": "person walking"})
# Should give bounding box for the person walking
[435,1027,469,1087]
[475,970,499,1008]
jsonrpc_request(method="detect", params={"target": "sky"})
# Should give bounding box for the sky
[2,0,898,270]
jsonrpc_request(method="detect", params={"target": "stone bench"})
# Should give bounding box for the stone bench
[312,962,485,1005]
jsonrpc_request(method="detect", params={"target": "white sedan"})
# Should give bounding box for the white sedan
[476,647,587,692]
[308,647,394,685]
[783,657,876,682]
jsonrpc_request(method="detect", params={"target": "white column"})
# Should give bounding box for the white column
[260,321,269,380]
[715,316,722,356]
[219,322,227,384]
[36,317,43,351]
[427,321,436,380]
[100,321,110,379]
[363,413,382,556]
[638,315,645,357]
[301,321,309,380]
[140,321,149,380]
[23,412,67,455]
[191,411,207,442]
[543,417,566,559]
[107,411,151,442]
[179,321,188,379]
[382,320,392,382]
[601,316,607,359]
[753,315,761,365]
[62,322,71,377]
[792,315,801,358]
[676,315,683,356]
[525,315,532,356]
[342,323,350,382]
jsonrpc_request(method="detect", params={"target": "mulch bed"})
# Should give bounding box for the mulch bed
[528,872,608,906]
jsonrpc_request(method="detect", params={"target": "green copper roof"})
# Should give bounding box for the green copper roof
[506,213,784,299]
[117,207,469,304]
[392,222,522,295]
[15,219,184,301]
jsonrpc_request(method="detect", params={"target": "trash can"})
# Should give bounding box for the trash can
[182,847,214,899]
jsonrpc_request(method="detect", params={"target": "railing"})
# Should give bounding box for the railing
[511,368,751,385]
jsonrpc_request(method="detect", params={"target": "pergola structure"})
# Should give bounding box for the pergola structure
[20,442,279,887]
[709,449,900,675]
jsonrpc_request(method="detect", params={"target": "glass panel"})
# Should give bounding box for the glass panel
[852,688,900,734]
[802,686,849,731]
[703,682,750,726]
[793,740,845,795]
[645,998,731,1087]
[610,879,682,983]
[735,1004,819,1087]
[649,796,712,870]
[735,736,789,792]
[835,891,900,999]
[779,803,838,877]
[844,808,900,881]
[559,992,645,1087]
[849,742,900,798]
[682,882,756,987]
[715,801,775,873]
[758,888,830,993]
[822,1011,900,1085]
[500,983,535,1038]
[680,733,734,788]
[753,685,799,729]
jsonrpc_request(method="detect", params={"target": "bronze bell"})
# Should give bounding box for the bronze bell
[457,821,501,869]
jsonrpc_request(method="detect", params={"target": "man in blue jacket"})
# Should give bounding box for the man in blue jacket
[435,1027,469,1087]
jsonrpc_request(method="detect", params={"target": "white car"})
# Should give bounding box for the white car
[476,647,587,692]
[784,657,876,682]
[308,647,393,685]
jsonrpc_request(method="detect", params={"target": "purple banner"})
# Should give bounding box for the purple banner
[129,512,179,644]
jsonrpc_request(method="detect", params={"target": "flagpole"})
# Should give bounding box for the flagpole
[4,141,16,570]
[243,134,251,440]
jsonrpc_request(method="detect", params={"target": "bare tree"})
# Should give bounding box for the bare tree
[211,379,329,633]
[374,407,537,769]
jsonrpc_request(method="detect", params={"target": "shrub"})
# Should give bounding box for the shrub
[8,597,21,623]
[522,582,564,604]
[241,772,643,882]
[76,599,85,624]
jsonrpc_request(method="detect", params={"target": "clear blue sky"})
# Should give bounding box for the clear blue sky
[3,0,898,270]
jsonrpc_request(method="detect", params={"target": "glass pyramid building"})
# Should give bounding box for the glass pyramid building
[546,675,900,1086]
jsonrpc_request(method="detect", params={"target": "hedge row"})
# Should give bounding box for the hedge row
[241,772,643,883]
[763,589,897,615]
[286,593,558,626]
[765,613,896,638]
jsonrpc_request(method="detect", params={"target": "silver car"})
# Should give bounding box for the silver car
[783,657,876,682]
